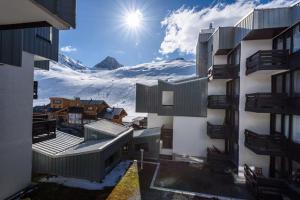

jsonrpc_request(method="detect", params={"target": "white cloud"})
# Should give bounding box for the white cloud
[60,45,77,52]
[159,0,299,55]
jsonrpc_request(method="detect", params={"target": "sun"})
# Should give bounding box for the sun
[124,10,143,29]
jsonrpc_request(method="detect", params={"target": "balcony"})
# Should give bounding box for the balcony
[208,64,239,80]
[161,125,173,149]
[244,129,286,156]
[207,146,230,162]
[207,122,230,139]
[32,118,56,144]
[208,95,231,109]
[245,93,288,113]
[246,50,289,75]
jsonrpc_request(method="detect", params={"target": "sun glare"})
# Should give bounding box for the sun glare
[125,10,143,29]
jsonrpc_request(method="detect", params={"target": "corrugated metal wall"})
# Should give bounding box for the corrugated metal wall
[33,131,133,181]
[33,151,103,181]
[0,29,23,66]
[34,0,76,28]
[23,27,59,61]
[136,78,208,117]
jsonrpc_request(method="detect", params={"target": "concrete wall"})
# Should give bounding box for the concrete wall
[0,52,34,199]
[147,113,173,128]
[239,39,272,176]
[173,116,224,158]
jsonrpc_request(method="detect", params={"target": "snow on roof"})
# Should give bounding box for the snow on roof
[133,127,160,138]
[32,131,84,156]
[84,119,130,137]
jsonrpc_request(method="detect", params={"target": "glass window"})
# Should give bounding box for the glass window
[286,37,291,53]
[294,70,300,94]
[276,75,283,93]
[275,114,281,133]
[293,25,300,53]
[292,115,300,143]
[284,115,289,138]
[162,91,174,106]
[285,73,290,96]
[276,38,284,50]
[36,27,52,43]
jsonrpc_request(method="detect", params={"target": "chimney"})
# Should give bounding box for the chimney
[209,22,213,29]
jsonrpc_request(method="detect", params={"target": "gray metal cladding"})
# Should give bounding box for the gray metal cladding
[233,7,296,46]
[34,0,76,28]
[136,84,159,113]
[0,29,23,66]
[23,27,59,61]
[292,3,300,25]
[136,78,208,117]
[34,60,50,70]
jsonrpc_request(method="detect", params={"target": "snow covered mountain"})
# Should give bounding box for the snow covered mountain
[34,54,196,118]
[57,53,88,70]
[93,56,123,70]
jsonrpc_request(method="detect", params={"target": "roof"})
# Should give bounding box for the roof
[133,127,160,138]
[32,131,84,156]
[80,99,107,105]
[99,107,127,120]
[84,119,130,137]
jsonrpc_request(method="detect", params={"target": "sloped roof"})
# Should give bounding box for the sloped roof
[80,99,107,105]
[99,107,127,120]
[84,119,129,137]
[32,131,84,156]
[133,127,160,138]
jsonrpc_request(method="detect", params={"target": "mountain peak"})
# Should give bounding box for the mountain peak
[93,56,123,70]
[58,53,88,70]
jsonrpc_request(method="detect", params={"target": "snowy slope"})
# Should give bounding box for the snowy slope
[34,55,196,118]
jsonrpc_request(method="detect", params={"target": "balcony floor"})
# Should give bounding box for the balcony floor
[154,160,254,200]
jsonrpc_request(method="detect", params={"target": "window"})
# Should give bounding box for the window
[36,27,52,43]
[275,114,281,133]
[285,73,290,96]
[162,91,174,106]
[276,75,283,93]
[53,99,62,104]
[293,25,300,53]
[134,143,149,152]
[294,70,300,94]
[284,115,289,138]
[276,38,284,50]
[292,115,300,143]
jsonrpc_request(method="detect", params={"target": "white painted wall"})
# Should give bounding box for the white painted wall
[213,55,227,65]
[173,116,224,158]
[147,113,173,129]
[0,52,34,199]
[239,40,272,176]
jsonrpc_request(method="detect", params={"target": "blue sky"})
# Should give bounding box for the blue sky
[59,0,289,67]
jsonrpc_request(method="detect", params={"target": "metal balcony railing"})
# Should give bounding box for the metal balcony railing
[244,129,286,156]
[246,50,289,75]
[245,93,288,113]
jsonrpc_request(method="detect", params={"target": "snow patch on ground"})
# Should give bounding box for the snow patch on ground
[40,160,131,190]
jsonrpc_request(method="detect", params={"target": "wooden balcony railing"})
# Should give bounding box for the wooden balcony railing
[207,122,230,139]
[208,95,231,109]
[208,64,239,80]
[207,146,230,162]
[32,119,56,144]
[244,129,286,156]
[245,93,288,113]
[161,125,173,149]
[246,50,289,75]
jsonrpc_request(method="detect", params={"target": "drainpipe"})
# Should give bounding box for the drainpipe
[140,149,144,170]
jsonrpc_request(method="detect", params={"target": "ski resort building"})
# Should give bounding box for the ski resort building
[0,0,76,199]
[136,3,300,198]
[32,119,133,182]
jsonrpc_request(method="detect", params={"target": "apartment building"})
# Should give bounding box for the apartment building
[136,3,300,197]
[0,1,76,199]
